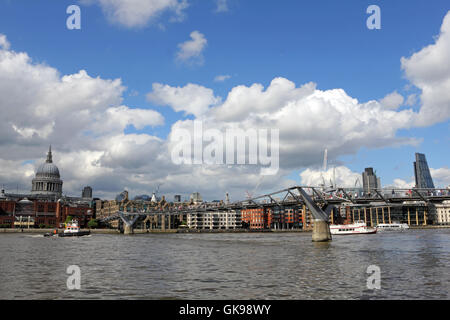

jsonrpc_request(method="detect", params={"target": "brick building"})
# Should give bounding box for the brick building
[0,200,15,227]
[0,198,93,228]
[241,206,314,230]
[241,207,272,230]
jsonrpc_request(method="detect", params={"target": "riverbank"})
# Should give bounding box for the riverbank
[1,225,449,234]
[0,228,308,234]
[136,229,310,234]
[0,228,120,234]
[409,225,450,229]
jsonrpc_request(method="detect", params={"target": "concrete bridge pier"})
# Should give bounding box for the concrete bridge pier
[312,219,332,242]
[118,212,139,235]
[297,187,332,242]
[123,223,133,235]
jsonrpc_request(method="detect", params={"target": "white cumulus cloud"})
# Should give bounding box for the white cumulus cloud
[401,10,450,126]
[79,0,189,28]
[214,74,231,82]
[2,8,450,200]
[299,166,362,188]
[379,91,404,109]
[431,167,450,188]
[147,82,221,117]
[0,34,10,50]
[390,178,415,189]
[215,0,228,13]
[405,93,418,106]
[0,35,166,198]
[175,30,207,65]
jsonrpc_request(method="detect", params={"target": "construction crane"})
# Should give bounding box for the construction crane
[325,166,336,189]
[155,183,163,196]
[245,175,264,199]
[333,166,336,189]
[319,149,328,190]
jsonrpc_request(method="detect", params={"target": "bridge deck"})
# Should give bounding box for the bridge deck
[99,186,450,222]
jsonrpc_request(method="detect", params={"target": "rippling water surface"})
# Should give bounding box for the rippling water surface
[0,229,449,299]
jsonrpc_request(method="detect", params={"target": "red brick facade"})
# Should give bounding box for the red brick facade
[241,206,315,230]
[241,208,273,230]
[0,199,92,228]
[0,201,16,227]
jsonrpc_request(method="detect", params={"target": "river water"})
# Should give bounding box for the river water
[0,229,449,300]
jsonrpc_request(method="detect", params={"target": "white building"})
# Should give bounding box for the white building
[190,192,203,204]
[187,210,241,230]
[435,201,450,225]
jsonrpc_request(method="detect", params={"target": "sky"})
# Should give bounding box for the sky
[0,0,449,201]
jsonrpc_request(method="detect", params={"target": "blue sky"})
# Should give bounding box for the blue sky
[0,0,449,198]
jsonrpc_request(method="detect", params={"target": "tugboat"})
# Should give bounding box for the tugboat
[58,219,90,237]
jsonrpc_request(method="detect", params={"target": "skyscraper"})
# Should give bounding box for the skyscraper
[82,186,93,198]
[362,168,381,194]
[414,153,435,189]
[190,192,202,204]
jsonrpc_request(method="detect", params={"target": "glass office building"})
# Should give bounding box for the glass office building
[414,153,435,189]
[362,167,381,195]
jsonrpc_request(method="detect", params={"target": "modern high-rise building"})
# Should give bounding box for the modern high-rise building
[362,168,381,194]
[82,186,93,198]
[190,192,202,204]
[414,153,435,189]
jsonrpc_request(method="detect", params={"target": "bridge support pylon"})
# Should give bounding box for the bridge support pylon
[296,187,332,242]
[118,212,139,235]
[312,219,332,242]
[123,223,133,235]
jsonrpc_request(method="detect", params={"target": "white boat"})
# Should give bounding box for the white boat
[376,222,409,231]
[330,221,377,235]
[58,219,90,237]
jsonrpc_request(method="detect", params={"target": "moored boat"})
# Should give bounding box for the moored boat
[330,221,377,235]
[376,222,409,231]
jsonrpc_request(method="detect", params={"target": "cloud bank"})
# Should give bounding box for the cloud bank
[1,11,450,200]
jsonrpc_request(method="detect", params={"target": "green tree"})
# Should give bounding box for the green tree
[65,215,74,223]
[87,219,98,229]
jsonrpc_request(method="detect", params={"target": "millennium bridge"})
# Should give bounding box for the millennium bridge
[99,186,450,241]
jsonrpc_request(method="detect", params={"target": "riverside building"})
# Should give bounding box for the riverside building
[435,201,450,225]
[241,206,314,230]
[187,210,241,230]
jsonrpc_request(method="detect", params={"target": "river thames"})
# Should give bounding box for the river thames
[0,229,449,300]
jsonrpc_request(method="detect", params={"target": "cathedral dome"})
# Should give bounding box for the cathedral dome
[36,162,60,178]
[31,146,63,197]
[35,145,60,178]
[18,198,33,204]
